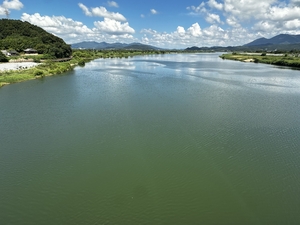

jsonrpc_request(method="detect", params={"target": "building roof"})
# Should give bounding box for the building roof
[24,48,37,52]
[9,50,19,54]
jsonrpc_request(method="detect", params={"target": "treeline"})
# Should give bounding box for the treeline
[72,49,170,59]
[0,19,72,58]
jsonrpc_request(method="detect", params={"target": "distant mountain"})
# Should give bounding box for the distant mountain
[71,41,161,50]
[185,34,300,52]
[123,43,161,50]
[244,34,300,46]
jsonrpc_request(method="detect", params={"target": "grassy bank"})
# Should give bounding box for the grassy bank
[220,53,300,69]
[0,49,170,87]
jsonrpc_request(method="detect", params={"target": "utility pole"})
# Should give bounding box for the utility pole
[4,9,9,19]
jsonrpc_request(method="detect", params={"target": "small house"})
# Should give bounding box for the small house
[24,48,38,55]
[9,50,19,56]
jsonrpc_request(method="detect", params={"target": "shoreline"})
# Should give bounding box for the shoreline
[0,60,76,88]
[0,50,172,87]
[220,53,300,69]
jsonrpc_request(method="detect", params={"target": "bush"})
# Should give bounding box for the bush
[34,70,44,76]
[0,51,9,62]
[78,60,85,67]
[253,58,259,63]
[33,58,41,63]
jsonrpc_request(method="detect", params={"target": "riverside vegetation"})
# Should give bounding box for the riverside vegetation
[0,49,171,87]
[220,52,300,68]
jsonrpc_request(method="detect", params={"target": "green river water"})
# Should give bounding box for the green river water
[0,53,300,224]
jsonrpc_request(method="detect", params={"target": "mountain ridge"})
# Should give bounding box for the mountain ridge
[185,34,300,52]
[71,41,161,50]
[244,34,300,46]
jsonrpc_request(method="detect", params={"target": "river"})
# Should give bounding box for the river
[1,53,300,224]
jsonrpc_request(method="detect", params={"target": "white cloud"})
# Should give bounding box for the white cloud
[0,0,23,16]
[176,26,186,37]
[78,3,126,22]
[21,13,98,44]
[140,29,157,35]
[141,14,145,18]
[20,13,136,44]
[222,0,276,20]
[21,13,93,35]
[187,23,202,37]
[94,18,135,35]
[206,13,221,24]
[0,6,6,15]
[185,0,300,44]
[226,15,240,27]
[3,0,23,10]
[187,2,223,25]
[78,3,92,16]
[150,9,158,14]
[140,22,264,48]
[207,0,223,10]
[265,5,300,21]
[107,1,118,8]
[187,2,207,14]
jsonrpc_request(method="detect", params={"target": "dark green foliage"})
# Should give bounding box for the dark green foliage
[78,60,86,67]
[0,19,72,58]
[0,51,8,62]
[34,70,44,76]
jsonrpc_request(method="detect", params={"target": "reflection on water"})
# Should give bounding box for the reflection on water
[1,53,300,225]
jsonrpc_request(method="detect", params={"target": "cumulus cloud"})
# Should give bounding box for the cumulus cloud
[94,18,135,35]
[78,3,126,21]
[207,0,223,10]
[141,22,264,48]
[226,15,240,27]
[21,13,93,35]
[150,9,158,14]
[0,0,23,16]
[223,0,276,20]
[187,2,207,14]
[20,13,136,44]
[186,0,300,41]
[107,1,118,8]
[206,13,221,24]
[3,0,23,10]
[176,26,186,37]
[187,23,202,37]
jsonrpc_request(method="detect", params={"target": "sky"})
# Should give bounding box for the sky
[1,0,300,48]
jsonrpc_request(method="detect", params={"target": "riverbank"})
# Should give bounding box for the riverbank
[0,60,75,87]
[0,50,170,87]
[220,53,300,69]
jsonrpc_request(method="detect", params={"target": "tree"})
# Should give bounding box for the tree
[0,19,72,58]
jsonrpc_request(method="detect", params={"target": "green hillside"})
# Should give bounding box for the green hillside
[0,19,71,58]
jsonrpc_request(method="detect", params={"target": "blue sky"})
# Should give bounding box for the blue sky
[1,0,300,48]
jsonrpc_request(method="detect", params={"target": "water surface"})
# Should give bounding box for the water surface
[1,53,300,224]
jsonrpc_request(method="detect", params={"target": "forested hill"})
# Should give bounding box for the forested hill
[0,19,71,58]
